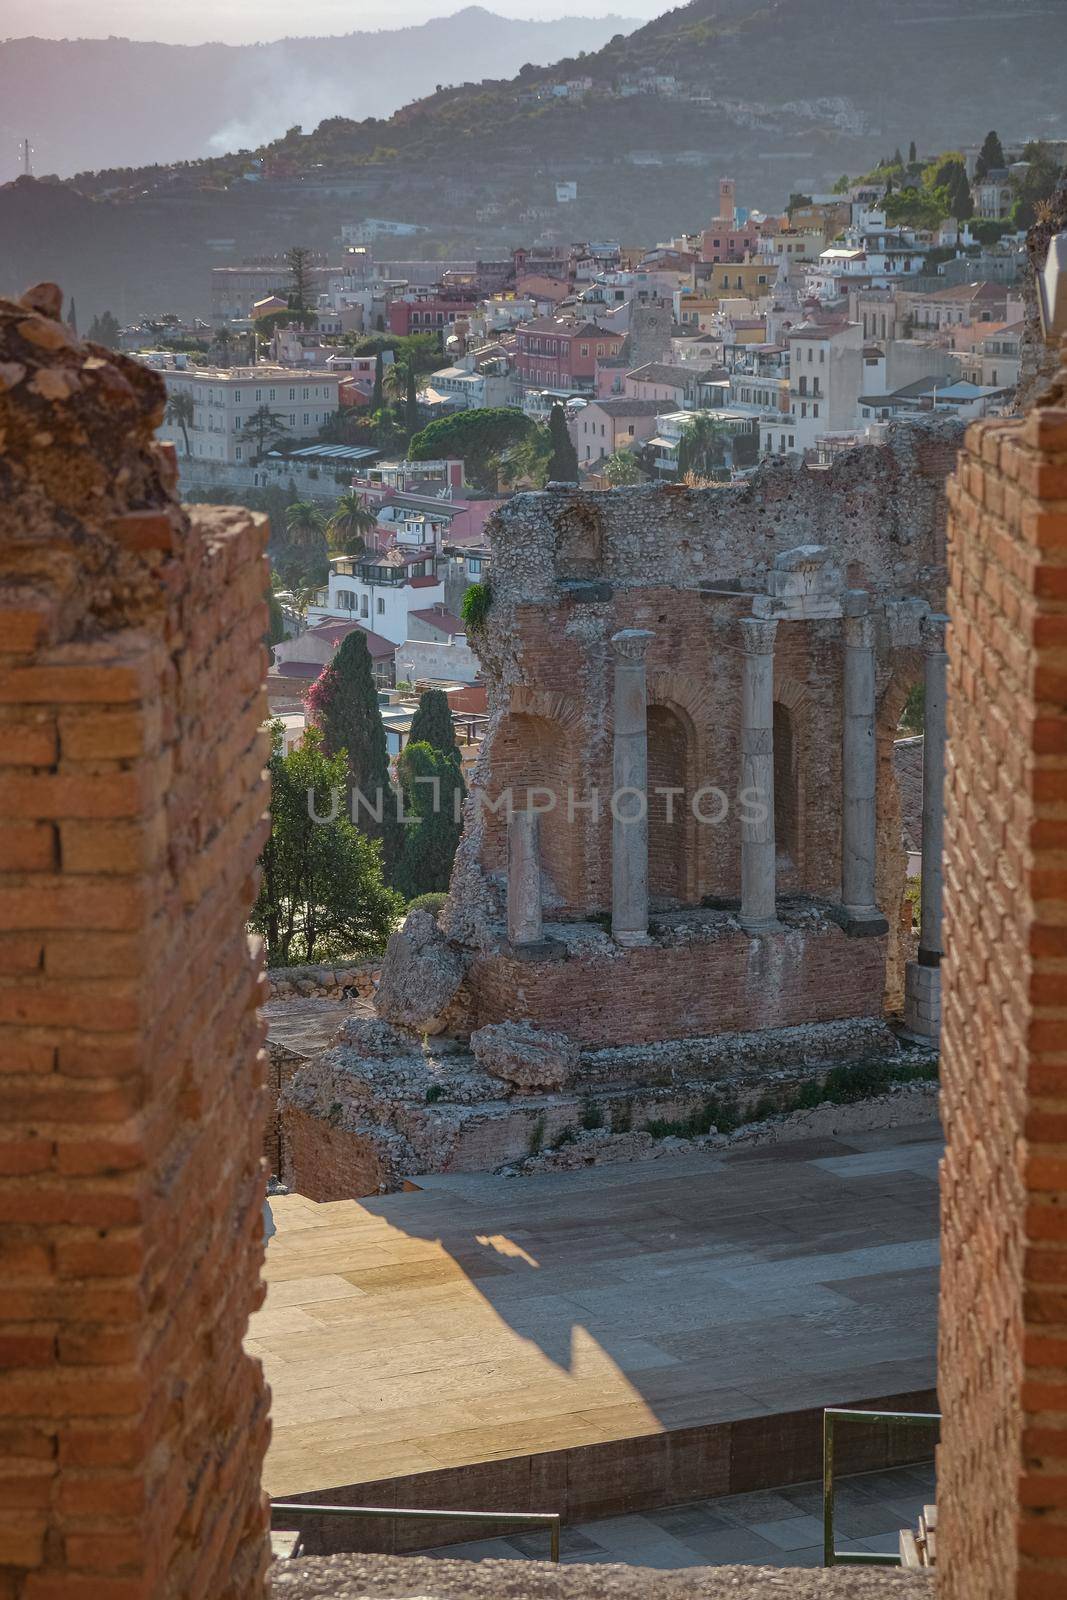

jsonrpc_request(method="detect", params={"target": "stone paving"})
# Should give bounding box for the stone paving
[255,1123,940,1502]
[417,1462,937,1568]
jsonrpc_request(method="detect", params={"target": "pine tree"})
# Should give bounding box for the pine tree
[547,403,579,483]
[892,147,904,169]
[287,245,312,311]
[67,297,78,337]
[306,632,403,876]
[372,351,384,410]
[908,141,918,166]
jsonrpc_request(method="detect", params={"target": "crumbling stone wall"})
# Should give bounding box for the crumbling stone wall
[0,287,270,1598]
[442,424,957,1035]
[937,352,1067,1597]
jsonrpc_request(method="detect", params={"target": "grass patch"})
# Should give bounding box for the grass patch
[580,1095,604,1131]
[425,1083,444,1103]
[527,1114,546,1156]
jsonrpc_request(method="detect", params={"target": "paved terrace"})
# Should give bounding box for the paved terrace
[254,1125,940,1542]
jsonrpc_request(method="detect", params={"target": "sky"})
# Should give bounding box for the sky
[1,0,668,45]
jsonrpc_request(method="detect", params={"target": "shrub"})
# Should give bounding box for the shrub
[461,581,492,631]
[406,891,448,918]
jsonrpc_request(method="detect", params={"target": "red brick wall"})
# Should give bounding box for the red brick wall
[281,1108,393,1201]
[0,291,271,1599]
[938,390,1067,1599]
[469,923,886,1047]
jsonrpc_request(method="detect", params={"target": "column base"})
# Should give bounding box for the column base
[613,928,653,948]
[740,915,781,935]
[505,938,568,963]
[829,904,890,938]
[902,960,941,1041]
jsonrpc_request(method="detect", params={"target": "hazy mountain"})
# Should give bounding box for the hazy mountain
[2,0,1063,322]
[0,7,641,181]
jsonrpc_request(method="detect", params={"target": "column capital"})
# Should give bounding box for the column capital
[843,609,876,651]
[921,612,949,655]
[610,627,654,663]
[739,615,778,657]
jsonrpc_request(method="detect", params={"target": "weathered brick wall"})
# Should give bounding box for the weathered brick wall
[0,287,271,1598]
[469,921,886,1048]
[937,359,1067,1599]
[281,1108,395,1202]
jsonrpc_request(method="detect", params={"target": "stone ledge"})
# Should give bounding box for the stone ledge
[272,1554,932,1598]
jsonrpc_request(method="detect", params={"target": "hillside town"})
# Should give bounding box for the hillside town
[122,133,1051,736]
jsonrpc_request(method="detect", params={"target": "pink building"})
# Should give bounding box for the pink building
[513,318,625,390]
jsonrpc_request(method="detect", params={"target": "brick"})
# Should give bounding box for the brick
[0,821,55,872]
[0,770,146,822]
[0,720,57,767]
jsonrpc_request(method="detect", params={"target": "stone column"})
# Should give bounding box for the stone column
[904,612,948,1037]
[739,616,779,931]
[838,591,888,935]
[507,809,543,946]
[610,628,654,946]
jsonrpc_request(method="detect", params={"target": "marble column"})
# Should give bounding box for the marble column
[739,616,779,932]
[839,591,887,934]
[904,612,948,1037]
[610,628,654,946]
[507,809,542,947]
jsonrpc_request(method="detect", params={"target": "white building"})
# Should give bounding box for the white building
[308,548,446,647]
[422,354,518,411]
[157,364,342,465]
[786,322,868,455]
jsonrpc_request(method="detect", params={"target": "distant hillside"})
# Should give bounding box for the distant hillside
[2,0,1063,322]
[0,7,641,181]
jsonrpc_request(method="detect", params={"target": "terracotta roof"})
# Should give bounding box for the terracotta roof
[587,398,664,417]
[409,606,464,635]
[289,620,396,659]
[408,575,442,589]
[626,363,691,387]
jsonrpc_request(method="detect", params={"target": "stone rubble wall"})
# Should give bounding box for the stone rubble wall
[936,361,1067,1597]
[266,960,381,1002]
[0,287,270,1599]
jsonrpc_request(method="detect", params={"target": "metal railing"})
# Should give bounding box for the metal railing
[270,1501,561,1563]
[823,1407,941,1567]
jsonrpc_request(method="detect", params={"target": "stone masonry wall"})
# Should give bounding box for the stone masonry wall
[937,352,1067,1599]
[467,919,886,1048]
[0,288,271,1599]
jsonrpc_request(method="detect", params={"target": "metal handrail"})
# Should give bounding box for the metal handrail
[823,1407,941,1568]
[271,1500,561,1563]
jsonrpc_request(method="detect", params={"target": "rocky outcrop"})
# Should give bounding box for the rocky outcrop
[470,1021,580,1092]
[374,909,469,1034]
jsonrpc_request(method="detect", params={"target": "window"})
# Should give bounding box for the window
[234,417,241,430]
[303,388,310,400]
[813,403,819,417]
[234,390,242,403]
[235,447,242,461]
[798,376,807,396]
[289,388,296,401]
[361,595,369,618]
[801,403,807,418]
[580,345,589,357]
[788,434,794,447]
[269,388,276,401]
[819,349,825,363]
[255,389,262,402]
[289,414,296,426]
[377,597,385,615]
[303,414,310,426]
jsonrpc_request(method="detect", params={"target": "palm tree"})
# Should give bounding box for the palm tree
[326,491,377,557]
[164,390,195,457]
[676,413,732,480]
[285,500,327,548]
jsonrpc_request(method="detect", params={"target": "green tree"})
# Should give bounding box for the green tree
[908,141,918,167]
[547,402,579,482]
[975,130,1005,180]
[394,740,464,900]
[677,413,731,479]
[831,173,851,195]
[602,449,641,486]
[87,310,121,349]
[405,365,420,435]
[326,490,376,556]
[164,389,195,457]
[371,351,384,409]
[923,153,972,220]
[67,296,78,337]
[306,631,404,877]
[251,724,402,966]
[241,404,291,461]
[408,687,461,759]
[409,407,532,491]
[287,245,312,311]
[498,424,551,489]
[285,499,327,549]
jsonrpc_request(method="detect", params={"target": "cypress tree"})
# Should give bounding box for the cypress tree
[908,140,918,166]
[975,130,1005,180]
[67,297,78,336]
[547,403,579,483]
[405,365,420,435]
[306,631,403,875]
[395,742,464,900]
[408,688,459,758]
[372,351,384,410]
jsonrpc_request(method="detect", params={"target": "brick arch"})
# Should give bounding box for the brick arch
[481,708,580,916]
[507,685,587,737]
[771,673,812,890]
[647,700,700,906]
[879,657,925,1011]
